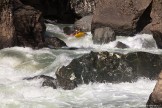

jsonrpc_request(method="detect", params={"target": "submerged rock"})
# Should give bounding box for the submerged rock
[147,71,162,107]
[24,75,57,89]
[56,51,162,89]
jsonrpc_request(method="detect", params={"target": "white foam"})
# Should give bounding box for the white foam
[46,24,157,51]
[0,78,156,108]
[0,24,160,108]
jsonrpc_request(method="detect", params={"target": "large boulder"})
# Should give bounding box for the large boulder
[150,0,162,49]
[0,0,15,49]
[92,0,152,43]
[13,0,46,48]
[147,71,162,107]
[56,51,162,89]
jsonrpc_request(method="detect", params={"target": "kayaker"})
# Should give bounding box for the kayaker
[73,29,86,38]
[63,27,86,37]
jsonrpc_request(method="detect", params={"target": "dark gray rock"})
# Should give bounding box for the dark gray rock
[45,36,67,48]
[63,26,74,35]
[56,74,77,90]
[74,15,92,32]
[93,27,116,44]
[56,51,162,89]
[115,41,129,49]
[24,74,77,90]
[152,31,162,49]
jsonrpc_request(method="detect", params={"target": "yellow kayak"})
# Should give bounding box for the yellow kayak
[74,32,86,38]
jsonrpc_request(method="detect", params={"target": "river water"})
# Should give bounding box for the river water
[0,24,160,108]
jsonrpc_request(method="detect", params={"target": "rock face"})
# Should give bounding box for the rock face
[150,0,162,49]
[13,1,46,48]
[70,0,98,17]
[92,0,152,43]
[0,0,15,49]
[92,0,152,35]
[147,71,162,107]
[56,51,162,89]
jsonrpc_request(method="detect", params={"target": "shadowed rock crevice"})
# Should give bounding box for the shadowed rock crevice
[20,0,80,24]
[136,1,152,33]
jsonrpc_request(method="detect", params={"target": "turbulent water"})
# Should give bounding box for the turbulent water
[0,23,161,108]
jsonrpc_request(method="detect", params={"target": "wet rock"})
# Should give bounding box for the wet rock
[74,15,92,32]
[0,0,15,49]
[147,71,162,107]
[56,74,77,90]
[70,0,98,17]
[45,36,67,48]
[13,0,46,48]
[115,41,129,49]
[93,27,116,44]
[56,51,162,89]
[23,75,57,89]
[24,74,77,90]
[92,0,152,43]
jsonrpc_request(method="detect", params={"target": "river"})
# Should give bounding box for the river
[0,23,160,108]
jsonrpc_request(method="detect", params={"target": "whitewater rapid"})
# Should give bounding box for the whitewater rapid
[0,23,160,108]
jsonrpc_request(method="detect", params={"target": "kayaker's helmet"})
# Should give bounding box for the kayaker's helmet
[75,29,80,33]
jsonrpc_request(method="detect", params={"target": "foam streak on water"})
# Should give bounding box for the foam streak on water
[0,24,160,107]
